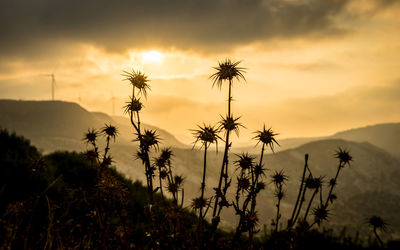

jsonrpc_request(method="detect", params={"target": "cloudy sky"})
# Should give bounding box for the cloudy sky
[1,0,399,144]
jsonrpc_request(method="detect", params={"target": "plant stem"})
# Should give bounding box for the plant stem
[304,188,319,222]
[288,154,308,228]
[213,79,233,220]
[324,162,342,208]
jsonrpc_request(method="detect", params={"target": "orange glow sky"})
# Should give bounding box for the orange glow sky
[0,0,399,145]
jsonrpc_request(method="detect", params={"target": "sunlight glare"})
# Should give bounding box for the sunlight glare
[141,50,163,63]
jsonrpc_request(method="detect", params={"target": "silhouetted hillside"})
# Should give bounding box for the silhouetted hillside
[235,123,400,159]
[332,123,400,159]
[0,99,186,152]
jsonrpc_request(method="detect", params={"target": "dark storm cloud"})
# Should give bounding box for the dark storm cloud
[0,0,349,57]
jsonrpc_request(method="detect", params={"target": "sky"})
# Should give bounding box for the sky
[1,0,400,145]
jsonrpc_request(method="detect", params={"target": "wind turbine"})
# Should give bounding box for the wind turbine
[41,64,58,101]
[41,73,56,100]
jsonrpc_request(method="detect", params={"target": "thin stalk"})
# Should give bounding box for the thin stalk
[213,79,233,219]
[275,184,283,232]
[101,136,110,167]
[293,173,311,225]
[200,143,208,219]
[304,188,319,221]
[324,162,342,208]
[158,165,164,198]
[288,154,309,227]
[374,228,384,247]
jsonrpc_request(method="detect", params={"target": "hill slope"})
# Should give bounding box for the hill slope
[0,99,186,152]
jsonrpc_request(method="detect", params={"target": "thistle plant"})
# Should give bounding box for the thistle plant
[191,124,221,243]
[123,69,160,206]
[324,148,352,208]
[83,124,118,169]
[367,215,388,247]
[288,154,311,228]
[271,170,288,232]
[210,59,246,228]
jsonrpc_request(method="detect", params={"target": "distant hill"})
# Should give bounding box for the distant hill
[332,123,400,159]
[0,99,186,152]
[234,123,400,159]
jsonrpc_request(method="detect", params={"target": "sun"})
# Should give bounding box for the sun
[141,50,164,63]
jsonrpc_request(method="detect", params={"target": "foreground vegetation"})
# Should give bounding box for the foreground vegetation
[2,130,400,249]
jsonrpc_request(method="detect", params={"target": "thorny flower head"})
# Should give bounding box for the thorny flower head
[218,114,244,137]
[191,197,208,210]
[122,69,150,98]
[256,181,266,193]
[335,147,352,166]
[237,176,251,191]
[305,176,323,190]
[101,124,118,141]
[191,124,221,150]
[174,175,184,186]
[167,182,179,194]
[328,194,337,203]
[367,216,388,231]
[254,164,266,177]
[313,205,330,225]
[123,97,143,115]
[254,125,280,152]
[83,128,98,144]
[159,169,168,179]
[160,147,173,162]
[234,153,255,171]
[137,129,160,151]
[274,189,285,200]
[210,59,246,89]
[271,170,288,186]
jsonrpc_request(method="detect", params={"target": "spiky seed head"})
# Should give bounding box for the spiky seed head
[122,69,150,98]
[237,176,251,191]
[275,190,285,200]
[254,164,266,177]
[210,59,245,89]
[101,124,118,141]
[136,150,147,163]
[271,170,288,185]
[138,129,160,151]
[191,197,207,210]
[102,156,113,167]
[167,182,179,194]
[123,97,143,114]
[305,176,323,190]
[191,124,221,150]
[154,156,166,168]
[256,181,266,192]
[367,216,388,231]
[254,125,279,152]
[159,169,168,179]
[313,205,330,225]
[243,212,259,230]
[84,129,98,144]
[218,114,244,137]
[174,175,184,186]
[335,148,352,166]
[160,147,173,162]
[329,178,336,187]
[234,153,255,171]
[328,194,337,203]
